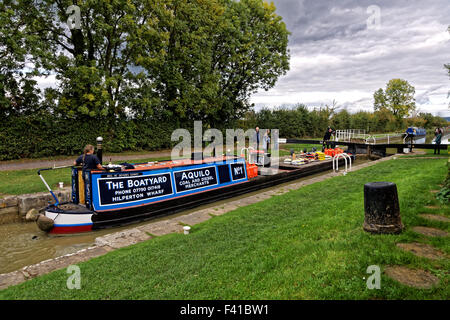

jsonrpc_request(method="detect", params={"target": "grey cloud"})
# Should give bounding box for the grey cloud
[253,0,450,116]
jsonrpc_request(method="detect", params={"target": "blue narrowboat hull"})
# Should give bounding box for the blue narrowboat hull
[405,127,426,137]
[40,156,349,234]
[43,157,251,234]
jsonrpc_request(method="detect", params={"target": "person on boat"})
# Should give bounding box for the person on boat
[322,127,335,151]
[255,126,261,164]
[263,129,271,153]
[74,144,104,170]
[434,128,442,155]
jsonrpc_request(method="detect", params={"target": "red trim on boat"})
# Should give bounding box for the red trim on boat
[49,224,93,234]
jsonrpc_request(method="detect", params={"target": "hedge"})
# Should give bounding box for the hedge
[0,115,178,160]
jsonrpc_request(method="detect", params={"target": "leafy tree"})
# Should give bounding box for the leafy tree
[0,0,42,116]
[7,0,289,124]
[374,79,416,118]
[419,112,448,129]
[331,109,351,130]
[405,116,426,129]
[135,0,226,124]
[137,0,290,127]
[350,111,373,132]
[16,0,173,119]
[309,105,335,136]
[208,0,290,128]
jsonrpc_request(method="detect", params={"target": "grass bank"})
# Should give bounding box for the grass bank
[0,157,448,299]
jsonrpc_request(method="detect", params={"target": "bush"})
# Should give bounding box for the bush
[436,160,450,204]
[0,114,178,160]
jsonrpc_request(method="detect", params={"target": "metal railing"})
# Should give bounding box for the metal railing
[335,129,403,145]
[334,129,366,142]
[240,147,253,163]
[241,147,266,165]
[368,133,403,144]
[333,153,352,174]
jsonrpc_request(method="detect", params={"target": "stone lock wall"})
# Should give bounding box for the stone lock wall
[0,188,72,224]
[0,196,19,224]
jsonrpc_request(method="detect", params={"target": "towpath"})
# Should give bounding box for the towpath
[0,150,172,171]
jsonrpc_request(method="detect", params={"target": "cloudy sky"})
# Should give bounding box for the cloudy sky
[250,0,450,117]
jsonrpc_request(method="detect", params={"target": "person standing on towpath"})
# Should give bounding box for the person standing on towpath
[434,128,442,155]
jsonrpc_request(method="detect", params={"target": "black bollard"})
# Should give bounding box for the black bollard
[96,136,103,164]
[363,182,403,234]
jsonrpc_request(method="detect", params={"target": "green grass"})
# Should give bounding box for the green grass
[0,150,172,164]
[0,157,448,299]
[0,156,170,196]
[0,168,73,196]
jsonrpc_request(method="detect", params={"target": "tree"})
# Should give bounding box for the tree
[8,0,289,124]
[135,0,227,124]
[15,0,174,119]
[419,112,448,129]
[373,79,416,118]
[351,111,373,132]
[331,109,351,130]
[137,0,291,127]
[207,0,290,128]
[0,0,42,116]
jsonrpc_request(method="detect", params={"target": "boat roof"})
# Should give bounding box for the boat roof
[91,155,244,173]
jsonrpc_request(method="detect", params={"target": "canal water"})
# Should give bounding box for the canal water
[377,134,444,145]
[437,134,450,145]
[413,134,449,146]
[379,133,449,148]
[0,159,371,274]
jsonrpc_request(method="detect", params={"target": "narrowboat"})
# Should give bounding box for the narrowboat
[36,151,346,235]
[405,127,426,137]
[37,155,259,234]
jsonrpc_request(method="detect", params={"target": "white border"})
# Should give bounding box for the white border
[230,162,247,182]
[173,166,218,194]
[96,172,174,207]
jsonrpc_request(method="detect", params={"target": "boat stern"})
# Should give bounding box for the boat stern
[37,204,94,235]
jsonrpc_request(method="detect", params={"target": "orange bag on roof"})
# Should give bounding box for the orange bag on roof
[325,148,335,157]
[246,162,258,179]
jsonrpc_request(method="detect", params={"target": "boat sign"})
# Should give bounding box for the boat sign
[174,166,218,193]
[97,172,174,206]
[89,159,248,211]
[231,162,246,181]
